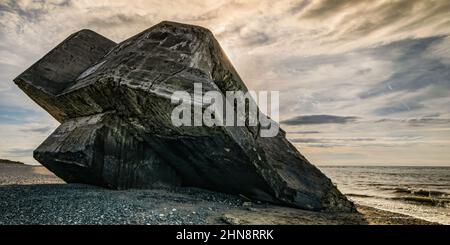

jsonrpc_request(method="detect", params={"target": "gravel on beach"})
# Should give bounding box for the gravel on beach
[0,163,438,225]
[0,164,244,225]
[0,183,245,225]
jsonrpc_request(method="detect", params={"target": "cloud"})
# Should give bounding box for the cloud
[281,115,359,125]
[422,113,441,118]
[287,130,321,134]
[373,101,425,116]
[359,36,450,99]
[289,137,375,143]
[407,118,450,127]
[289,138,323,143]
[300,0,361,19]
[4,147,34,157]
[374,116,450,127]
[288,134,426,149]
[0,105,42,124]
[20,125,53,134]
[259,35,450,121]
[297,0,450,49]
[288,137,376,146]
[0,0,48,22]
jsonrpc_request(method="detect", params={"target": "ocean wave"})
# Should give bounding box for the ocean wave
[346,191,450,207]
[391,188,449,197]
[345,193,377,198]
[391,196,450,207]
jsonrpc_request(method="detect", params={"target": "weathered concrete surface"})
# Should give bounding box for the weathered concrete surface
[14,21,355,212]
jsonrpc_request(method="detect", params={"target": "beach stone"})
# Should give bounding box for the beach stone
[14,21,355,211]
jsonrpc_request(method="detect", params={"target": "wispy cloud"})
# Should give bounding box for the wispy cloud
[4,147,34,157]
[0,105,42,124]
[287,130,321,134]
[282,115,359,125]
[20,125,53,134]
[375,117,450,127]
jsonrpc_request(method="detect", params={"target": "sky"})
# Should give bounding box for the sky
[0,0,449,166]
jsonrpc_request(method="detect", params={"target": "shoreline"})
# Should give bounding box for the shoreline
[0,163,438,225]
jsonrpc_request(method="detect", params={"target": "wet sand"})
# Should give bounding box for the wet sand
[0,163,437,225]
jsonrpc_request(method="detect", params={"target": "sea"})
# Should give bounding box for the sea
[319,166,450,225]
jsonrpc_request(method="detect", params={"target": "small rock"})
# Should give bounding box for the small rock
[243,202,252,207]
